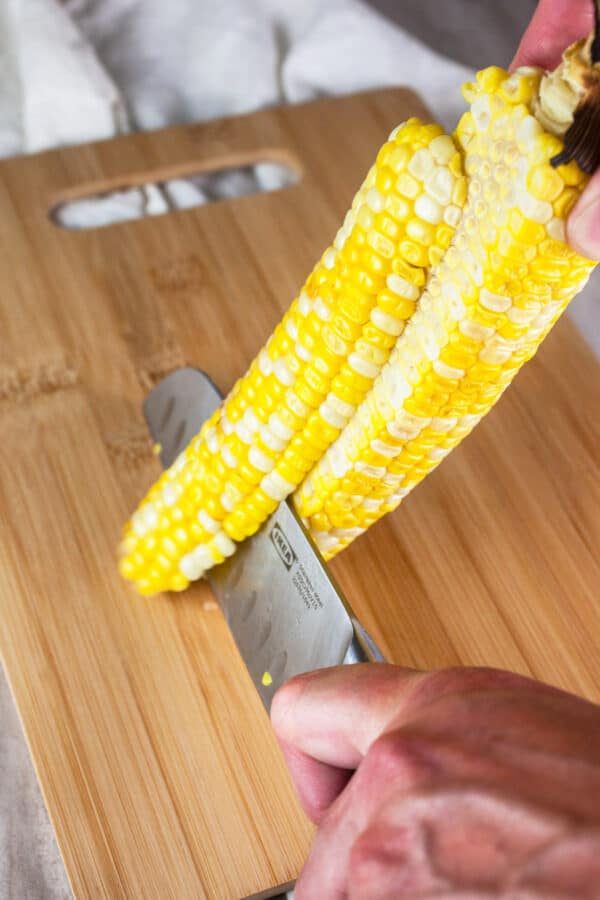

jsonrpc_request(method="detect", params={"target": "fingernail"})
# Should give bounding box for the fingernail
[568,182,600,260]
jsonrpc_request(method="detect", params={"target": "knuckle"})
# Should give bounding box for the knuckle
[410,666,534,708]
[364,730,439,788]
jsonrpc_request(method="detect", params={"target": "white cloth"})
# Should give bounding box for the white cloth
[0,0,473,225]
[0,3,598,898]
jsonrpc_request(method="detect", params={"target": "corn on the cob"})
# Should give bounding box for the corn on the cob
[120,122,466,593]
[295,65,595,556]
[121,33,598,594]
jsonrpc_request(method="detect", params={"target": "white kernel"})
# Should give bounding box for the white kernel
[388,123,404,141]
[479,344,512,365]
[131,510,148,537]
[212,532,236,558]
[443,204,462,227]
[314,297,331,321]
[471,95,491,132]
[459,319,495,341]
[220,492,235,512]
[323,248,337,269]
[441,280,467,319]
[333,527,364,541]
[430,416,458,432]
[295,341,312,362]
[408,148,435,180]
[162,483,180,506]
[430,135,456,164]
[198,509,220,534]
[354,461,386,478]
[285,318,299,340]
[370,307,404,336]
[415,194,443,225]
[425,166,454,206]
[386,273,419,300]
[518,193,553,225]
[371,439,400,457]
[243,409,261,432]
[326,394,356,419]
[385,487,411,505]
[221,445,238,468]
[433,359,465,379]
[315,533,341,554]
[141,503,159,530]
[366,187,384,212]
[516,115,542,149]
[269,413,294,442]
[205,426,219,454]
[249,447,275,473]
[286,390,310,418]
[261,471,295,501]
[348,353,379,379]
[193,545,215,570]
[362,498,384,511]
[220,416,233,436]
[480,288,511,313]
[460,413,483,429]
[319,400,346,430]
[179,551,204,580]
[260,425,286,452]
[546,217,565,241]
[329,444,352,479]
[507,303,540,323]
[258,349,272,376]
[429,446,451,461]
[171,452,187,475]
[297,292,312,316]
[273,358,295,387]
[235,422,253,444]
[382,367,411,406]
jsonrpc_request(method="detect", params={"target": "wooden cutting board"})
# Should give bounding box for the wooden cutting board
[0,89,599,899]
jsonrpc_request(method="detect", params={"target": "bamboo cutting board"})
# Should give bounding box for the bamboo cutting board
[0,89,599,899]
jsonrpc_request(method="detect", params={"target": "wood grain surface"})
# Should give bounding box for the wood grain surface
[0,89,598,899]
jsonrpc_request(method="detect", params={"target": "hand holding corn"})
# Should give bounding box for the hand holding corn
[120,3,600,595]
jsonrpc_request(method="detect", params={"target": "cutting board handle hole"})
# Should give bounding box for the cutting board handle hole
[50,159,300,230]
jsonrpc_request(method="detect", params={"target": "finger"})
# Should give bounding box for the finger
[568,168,600,258]
[511,0,592,70]
[277,738,352,824]
[271,664,422,769]
[272,665,537,771]
[294,729,443,900]
[347,786,565,899]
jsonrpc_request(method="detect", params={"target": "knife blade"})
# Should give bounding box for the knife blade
[143,368,384,712]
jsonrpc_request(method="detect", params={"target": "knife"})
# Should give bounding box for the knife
[144,368,385,712]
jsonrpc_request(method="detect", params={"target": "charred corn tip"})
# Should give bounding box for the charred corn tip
[121,47,598,593]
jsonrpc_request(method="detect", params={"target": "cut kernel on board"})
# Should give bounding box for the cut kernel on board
[120,54,597,595]
[119,122,467,594]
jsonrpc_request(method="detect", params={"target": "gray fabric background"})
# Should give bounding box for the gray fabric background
[0,2,565,898]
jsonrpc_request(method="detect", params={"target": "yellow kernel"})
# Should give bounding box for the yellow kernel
[527,165,564,203]
[553,187,579,218]
[508,209,546,244]
[384,196,411,226]
[387,144,411,172]
[406,218,436,246]
[399,239,429,267]
[396,173,419,198]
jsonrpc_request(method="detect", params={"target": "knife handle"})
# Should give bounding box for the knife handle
[343,618,386,664]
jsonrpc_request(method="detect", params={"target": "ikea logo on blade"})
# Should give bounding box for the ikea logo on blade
[270,522,297,571]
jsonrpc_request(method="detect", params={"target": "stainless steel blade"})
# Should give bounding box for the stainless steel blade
[143,369,384,712]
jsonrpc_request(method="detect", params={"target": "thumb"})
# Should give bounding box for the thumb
[271,664,421,770]
[568,169,600,260]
